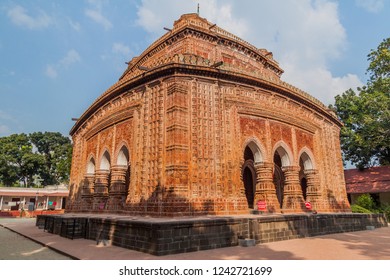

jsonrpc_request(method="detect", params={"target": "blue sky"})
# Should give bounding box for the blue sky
[0,0,389,138]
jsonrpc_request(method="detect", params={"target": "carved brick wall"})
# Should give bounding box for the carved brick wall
[67,13,350,215]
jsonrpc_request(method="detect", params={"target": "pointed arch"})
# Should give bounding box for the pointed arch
[298,148,315,170]
[242,162,256,209]
[242,137,266,163]
[100,150,111,170]
[273,141,293,167]
[117,145,130,166]
[86,156,96,174]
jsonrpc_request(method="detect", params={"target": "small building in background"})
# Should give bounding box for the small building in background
[344,166,390,207]
[0,185,69,216]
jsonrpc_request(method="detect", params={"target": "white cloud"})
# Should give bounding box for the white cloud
[7,5,52,30]
[136,0,248,38]
[45,65,58,79]
[112,43,131,57]
[60,49,81,66]
[355,0,384,13]
[282,63,363,105]
[85,0,113,31]
[45,50,80,79]
[135,0,363,105]
[68,18,81,31]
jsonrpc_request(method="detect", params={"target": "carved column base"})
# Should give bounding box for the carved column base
[282,166,306,212]
[254,162,280,213]
[94,170,110,196]
[254,183,281,213]
[93,170,110,210]
[304,169,328,212]
[109,165,128,196]
[80,197,94,212]
[81,174,95,198]
[106,165,128,211]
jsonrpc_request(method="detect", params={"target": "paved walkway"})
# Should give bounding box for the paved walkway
[0,223,72,260]
[1,217,390,260]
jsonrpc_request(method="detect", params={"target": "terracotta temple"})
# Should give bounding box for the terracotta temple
[67,13,350,216]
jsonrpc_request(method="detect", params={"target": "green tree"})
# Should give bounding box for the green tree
[29,132,73,185]
[355,194,376,211]
[331,38,390,168]
[0,134,45,187]
[0,132,72,187]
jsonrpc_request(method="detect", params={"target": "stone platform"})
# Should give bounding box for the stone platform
[36,213,387,256]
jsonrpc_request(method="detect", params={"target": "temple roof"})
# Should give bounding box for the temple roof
[344,166,390,194]
[70,13,342,136]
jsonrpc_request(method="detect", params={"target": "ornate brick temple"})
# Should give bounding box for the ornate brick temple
[67,13,350,216]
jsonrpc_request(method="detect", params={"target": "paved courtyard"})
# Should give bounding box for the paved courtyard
[0,222,72,260]
[1,217,390,260]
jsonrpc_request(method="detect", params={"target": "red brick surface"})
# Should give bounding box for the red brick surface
[67,14,350,216]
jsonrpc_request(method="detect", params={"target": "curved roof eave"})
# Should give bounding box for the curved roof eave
[70,62,342,136]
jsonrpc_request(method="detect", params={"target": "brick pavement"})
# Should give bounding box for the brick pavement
[1,217,390,260]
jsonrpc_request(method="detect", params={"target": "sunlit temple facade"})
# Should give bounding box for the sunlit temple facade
[67,13,350,216]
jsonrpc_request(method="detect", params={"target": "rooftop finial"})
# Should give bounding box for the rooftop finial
[197,3,200,15]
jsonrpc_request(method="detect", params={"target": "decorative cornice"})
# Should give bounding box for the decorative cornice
[70,57,341,136]
[82,102,141,140]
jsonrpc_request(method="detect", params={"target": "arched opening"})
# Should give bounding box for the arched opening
[117,145,130,188]
[87,157,95,174]
[242,141,262,209]
[117,146,129,166]
[300,151,314,170]
[299,151,313,201]
[245,141,263,163]
[273,151,284,207]
[300,177,308,200]
[100,150,111,170]
[243,166,255,209]
[244,146,255,161]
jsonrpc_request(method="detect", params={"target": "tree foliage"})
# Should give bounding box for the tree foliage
[29,132,72,185]
[0,132,72,187]
[331,38,390,168]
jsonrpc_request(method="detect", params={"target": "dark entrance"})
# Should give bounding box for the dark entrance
[243,145,256,209]
[300,178,308,200]
[273,152,284,207]
[11,198,20,211]
[243,166,255,208]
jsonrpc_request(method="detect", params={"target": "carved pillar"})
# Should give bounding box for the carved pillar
[304,169,324,211]
[282,166,305,212]
[94,169,110,196]
[109,165,128,196]
[81,174,95,197]
[254,162,281,213]
[106,165,128,211]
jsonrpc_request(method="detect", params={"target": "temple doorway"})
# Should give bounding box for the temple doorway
[300,177,308,200]
[242,145,258,209]
[299,152,313,201]
[243,166,255,209]
[273,151,284,207]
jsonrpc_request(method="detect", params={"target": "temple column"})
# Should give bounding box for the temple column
[81,174,95,197]
[282,166,305,212]
[94,170,110,195]
[254,162,281,213]
[81,174,95,211]
[304,169,324,211]
[107,165,128,211]
[109,165,128,196]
